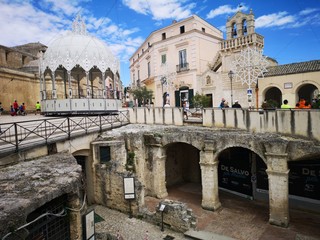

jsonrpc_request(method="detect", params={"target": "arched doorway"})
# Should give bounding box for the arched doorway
[264,87,282,108]
[165,142,201,192]
[218,147,268,201]
[297,83,318,105]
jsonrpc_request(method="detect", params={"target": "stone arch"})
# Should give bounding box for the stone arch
[295,82,319,105]
[262,85,282,107]
[164,142,201,188]
[217,146,268,200]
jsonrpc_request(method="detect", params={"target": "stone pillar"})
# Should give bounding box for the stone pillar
[67,193,83,240]
[151,146,168,198]
[265,152,289,227]
[200,141,221,210]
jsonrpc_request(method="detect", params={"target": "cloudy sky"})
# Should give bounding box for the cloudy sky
[1,0,319,86]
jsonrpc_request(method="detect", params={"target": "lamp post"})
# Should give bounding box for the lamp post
[228,70,234,105]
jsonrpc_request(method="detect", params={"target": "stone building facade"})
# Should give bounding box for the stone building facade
[129,15,223,107]
[130,10,320,109]
[0,43,46,112]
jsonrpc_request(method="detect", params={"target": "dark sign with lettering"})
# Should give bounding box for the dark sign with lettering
[218,157,252,196]
[289,161,320,200]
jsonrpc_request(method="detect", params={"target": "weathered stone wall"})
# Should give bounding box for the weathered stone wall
[0,152,83,239]
[92,124,320,230]
[0,67,40,111]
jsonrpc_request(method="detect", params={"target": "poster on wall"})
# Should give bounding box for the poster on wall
[289,161,320,200]
[218,157,252,196]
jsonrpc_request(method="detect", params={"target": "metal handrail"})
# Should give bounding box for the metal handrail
[0,110,129,156]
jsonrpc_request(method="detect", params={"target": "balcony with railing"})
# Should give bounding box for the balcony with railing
[176,62,189,72]
[220,33,264,51]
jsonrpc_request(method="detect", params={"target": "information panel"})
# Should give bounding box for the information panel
[123,177,135,200]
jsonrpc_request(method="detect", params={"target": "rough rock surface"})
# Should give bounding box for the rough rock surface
[0,152,82,238]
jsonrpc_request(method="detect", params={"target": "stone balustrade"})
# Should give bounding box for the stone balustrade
[128,107,320,142]
[220,33,264,50]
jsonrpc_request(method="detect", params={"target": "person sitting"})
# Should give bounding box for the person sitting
[10,105,16,116]
[19,103,26,115]
[232,100,242,108]
[281,99,291,109]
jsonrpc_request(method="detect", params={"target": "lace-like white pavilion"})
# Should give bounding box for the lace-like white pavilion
[39,15,122,115]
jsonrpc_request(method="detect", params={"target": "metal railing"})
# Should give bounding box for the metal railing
[0,110,129,156]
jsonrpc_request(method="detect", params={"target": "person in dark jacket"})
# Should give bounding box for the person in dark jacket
[232,100,242,108]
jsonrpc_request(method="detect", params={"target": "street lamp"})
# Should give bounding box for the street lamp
[228,70,234,104]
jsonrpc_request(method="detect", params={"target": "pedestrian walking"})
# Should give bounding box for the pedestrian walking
[35,101,41,115]
[232,100,242,108]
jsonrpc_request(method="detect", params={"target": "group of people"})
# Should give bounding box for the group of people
[219,98,242,108]
[281,98,318,109]
[10,100,27,116]
[0,100,41,116]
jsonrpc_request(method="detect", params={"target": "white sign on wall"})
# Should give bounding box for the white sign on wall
[124,177,135,200]
[84,210,95,240]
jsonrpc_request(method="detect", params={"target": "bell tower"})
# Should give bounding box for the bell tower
[226,9,255,40]
[208,9,266,108]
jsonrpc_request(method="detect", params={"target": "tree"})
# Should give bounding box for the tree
[130,86,153,107]
[192,93,211,108]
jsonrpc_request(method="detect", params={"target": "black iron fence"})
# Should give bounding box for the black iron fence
[0,110,129,156]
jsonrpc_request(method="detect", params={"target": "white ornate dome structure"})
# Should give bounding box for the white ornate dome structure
[39,15,122,114]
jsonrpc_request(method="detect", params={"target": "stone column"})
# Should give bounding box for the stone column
[265,152,289,227]
[200,141,221,210]
[67,193,82,240]
[151,146,168,198]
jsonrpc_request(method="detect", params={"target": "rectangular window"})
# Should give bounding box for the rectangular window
[100,146,111,163]
[162,33,166,40]
[180,26,185,34]
[161,54,166,64]
[202,27,205,33]
[179,49,187,67]
[147,62,151,77]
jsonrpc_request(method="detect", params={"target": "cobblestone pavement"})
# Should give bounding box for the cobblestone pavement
[92,205,188,240]
[93,183,320,240]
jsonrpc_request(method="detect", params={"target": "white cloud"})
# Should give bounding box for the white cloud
[0,1,69,46]
[122,0,195,21]
[206,4,248,19]
[299,8,318,16]
[256,12,296,28]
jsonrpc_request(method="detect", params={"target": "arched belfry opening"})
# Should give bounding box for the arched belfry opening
[217,147,268,202]
[165,142,201,192]
[232,22,237,38]
[242,19,248,36]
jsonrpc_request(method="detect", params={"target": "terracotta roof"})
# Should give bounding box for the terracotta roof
[264,60,320,77]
